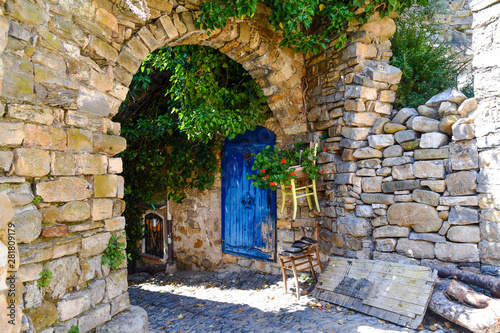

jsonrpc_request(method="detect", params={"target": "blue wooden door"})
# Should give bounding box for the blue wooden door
[221,126,276,261]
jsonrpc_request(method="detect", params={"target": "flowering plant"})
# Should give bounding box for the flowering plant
[247,143,321,190]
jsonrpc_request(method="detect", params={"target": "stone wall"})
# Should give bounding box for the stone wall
[470,0,500,268]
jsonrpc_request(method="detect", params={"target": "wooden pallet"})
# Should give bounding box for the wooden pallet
[312,257,437,329]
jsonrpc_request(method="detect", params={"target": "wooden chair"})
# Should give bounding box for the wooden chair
[280,143,321,221]
[278,221,322,299]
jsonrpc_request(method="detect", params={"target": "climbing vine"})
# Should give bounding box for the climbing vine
[197,0,428,53]
[114,45,270,263]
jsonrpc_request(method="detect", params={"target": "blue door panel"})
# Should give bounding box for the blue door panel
[221,127,276,261]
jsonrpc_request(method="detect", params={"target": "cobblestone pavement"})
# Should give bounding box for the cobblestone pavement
[129,270,468,333]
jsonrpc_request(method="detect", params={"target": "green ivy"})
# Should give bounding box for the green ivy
[37,269,52,288]
[102,235,129,270]
[197,0,428,53]
[68,325,79,333]
[114,45,270,265]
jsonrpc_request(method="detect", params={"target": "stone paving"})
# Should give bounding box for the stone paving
[129,270,469,333]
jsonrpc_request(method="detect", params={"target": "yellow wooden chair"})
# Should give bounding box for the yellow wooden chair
[280,143,321,220]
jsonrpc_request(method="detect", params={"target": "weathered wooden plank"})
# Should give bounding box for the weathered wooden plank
[313,257,436,329]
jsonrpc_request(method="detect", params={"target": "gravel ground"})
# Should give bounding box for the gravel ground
[128,270,470,333]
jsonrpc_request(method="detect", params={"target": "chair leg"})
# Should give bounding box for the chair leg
[307,255,317,282]
[305,184,313,210]
[291,180,298,221]
[291,259,300,299]
[312,179,321,213]
[279,256,288,294]
[315,244,323,271]
[280,184,286,214]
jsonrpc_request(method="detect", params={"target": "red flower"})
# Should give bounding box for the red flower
[270,181,276,186]
[323,147,327,152]
[322,170,325,174]
[291,171,295,175]
[289,185,292,188]
[281,159,286,164]
[262,177,266,180]
[261,169,265,173]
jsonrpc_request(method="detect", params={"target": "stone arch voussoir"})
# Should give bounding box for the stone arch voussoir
[114,8,307,136]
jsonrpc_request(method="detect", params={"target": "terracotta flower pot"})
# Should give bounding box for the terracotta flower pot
[289,165,308,179]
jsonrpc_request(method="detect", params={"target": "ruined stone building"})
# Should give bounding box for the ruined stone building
[0,0,499,331]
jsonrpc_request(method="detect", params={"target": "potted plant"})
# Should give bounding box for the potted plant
[247,142,323,190]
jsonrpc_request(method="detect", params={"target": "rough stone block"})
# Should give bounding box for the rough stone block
[445,171,476,196]
[420,132,449,149]
[7,104,53,125]
[396,238,435,259]
[353,147,382,159]
[360,193,395,204]
[51,153,76,176]
[373,225,410,238]
[383,145,403,158]
[375,238,397,252]
[450,140,478,170]
[81,232,111,258]
[77,303,111,333]
[337,216,371,238]
[108,158,122,174]
[94,175,118,198]
[36,177,92,202]
[480,220,500,242]
[382,180,421,193]
[93,133,127,156]
[361,177,382,193]
[387,202,442,232]
[76,154,107,175]
[448,206,478,226]
[417,105,440,119]
[104,216,125,232]
[384,122,407,134]
[66,110,103,132]
[413,160,445,179]
[447,225,480,243]
[409,232,446,243]
[57,201,91,222]
[44,256,80,299]
[479,241,500,265]
[67,128,92,152]
[368,134,394,149]
[0,122,25,147]
[91,199,113,221]
[421,180,446,192]
[356,205,374,217]
[77,86,111,117]
[414,148,449,160]
[57,289,92,321]
[393,108,418,125]
[341,127,370,140]
[368,64,402,84]
[425,88,467,107]
[0,151,13,172]
[11,204,41,244]
[392,164,414,180]
[41,224,68,238]
[18,263,43,283]
[435,242,479,262]
[452,120,475,141]
[412,116,440,133]
[439,196,478,206]
[14,148,50,177]
[95,305,148,333]
[24,124,67,151]
[411,189,440,206]
[344,85,377,100]
[383,157,414,169]
[457,98,477,118]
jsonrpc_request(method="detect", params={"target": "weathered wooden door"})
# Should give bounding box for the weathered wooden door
[221,126,276,261]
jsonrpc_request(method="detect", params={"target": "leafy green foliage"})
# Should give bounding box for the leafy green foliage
[198,0,428,53]
[32,195,42,205]
[37,269,52,288]
[114,45,270,265]
[68,325,79,333]
[390,2,463,109]
[247,142,321,190]
[102,235,129,270]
